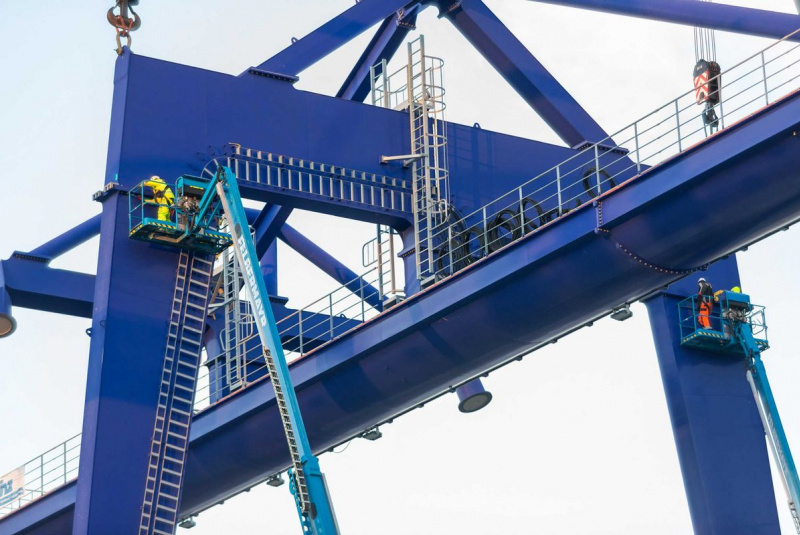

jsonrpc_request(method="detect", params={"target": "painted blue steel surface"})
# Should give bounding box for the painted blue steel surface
[445,0,610,147]
[532,0,800,41]
[256,0,416,75]
[29,215,101,261]
[645,261,780,534]
[106,50,582,215]
[1,257,94,318]
[72,192,186,535]
[11,83,800,533]
[337,8,419,101]
[253,205,293,258]
[261,243,279,296]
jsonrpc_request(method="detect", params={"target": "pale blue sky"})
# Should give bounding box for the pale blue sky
[1,1,799,533]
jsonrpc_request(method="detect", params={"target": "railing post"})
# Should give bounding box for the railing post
[761,51,770,106]
[594,144,601,195]
[447,225,454,275]
[360,279,365,321]
[329,294,334,337]
[482,206,489,256]
[675,99,683,152]
[299,312,304,354]
[633,122,641,174]
[518,188,525,236]
[376,226,385,304]
[388,229,397,297]
[63,442,67,484]
[556,165,563,216]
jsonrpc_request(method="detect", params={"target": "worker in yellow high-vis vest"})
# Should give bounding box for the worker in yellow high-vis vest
[144,176,175,221]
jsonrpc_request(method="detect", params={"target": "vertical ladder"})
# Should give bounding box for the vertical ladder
[220,244,245,390]
[262,347,311,515]
[139,250,214,535]
[406,36,449,284]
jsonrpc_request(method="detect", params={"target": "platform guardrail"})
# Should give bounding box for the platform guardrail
[0,434,80,517]
[422,27,800,281]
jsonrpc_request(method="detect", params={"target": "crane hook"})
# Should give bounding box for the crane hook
[107,0,141,55]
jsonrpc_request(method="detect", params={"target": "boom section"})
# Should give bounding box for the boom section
[213,167,340,535]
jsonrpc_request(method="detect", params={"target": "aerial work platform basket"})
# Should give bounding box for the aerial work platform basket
[128,175,233,253]
[678,290,769,354]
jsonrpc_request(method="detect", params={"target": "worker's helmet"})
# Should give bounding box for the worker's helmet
[698,277,706,283]
[145,175,166,191]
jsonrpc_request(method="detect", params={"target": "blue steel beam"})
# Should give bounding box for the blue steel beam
[531,0,800,41]
[253,204,293,258]
[8,81,800,532]
[336,8,419,101]
[256,0,418,75]
[28,215,101,261]
[278,223,384,311]
[1,257,94,318]
[443,0,610,147]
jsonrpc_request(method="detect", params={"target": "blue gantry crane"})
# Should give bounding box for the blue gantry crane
[4,1,800,534]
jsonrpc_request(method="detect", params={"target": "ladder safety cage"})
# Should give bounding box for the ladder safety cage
[370,35,450,284]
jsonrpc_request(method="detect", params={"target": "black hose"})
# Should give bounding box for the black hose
[487,209,521,252]
[582,167,615,199]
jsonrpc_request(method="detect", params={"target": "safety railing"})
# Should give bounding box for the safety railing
[678,294,768,346]
[193,249,403,411]
[420,27,800,282]
[203,146,412,214]
[0,434,80,518]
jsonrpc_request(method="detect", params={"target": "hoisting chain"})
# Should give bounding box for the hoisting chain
[107,0,141,55]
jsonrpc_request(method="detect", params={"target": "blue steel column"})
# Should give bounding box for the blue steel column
[644,257,780,534]
[73,192,184,534]
[442,0,610,147]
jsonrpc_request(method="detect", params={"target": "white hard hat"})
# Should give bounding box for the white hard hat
[698,277,706,283]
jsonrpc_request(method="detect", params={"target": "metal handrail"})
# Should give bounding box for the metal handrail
[0,434,81,517]
[418,27,800,281]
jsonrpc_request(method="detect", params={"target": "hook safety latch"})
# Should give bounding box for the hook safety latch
[107,0,141,55]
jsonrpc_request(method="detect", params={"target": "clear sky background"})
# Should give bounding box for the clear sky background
[1,1,800,533]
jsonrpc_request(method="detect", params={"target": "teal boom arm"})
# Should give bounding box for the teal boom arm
[213,166,340,535]
[739,324,800,532]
